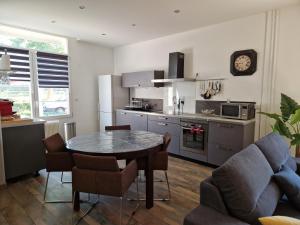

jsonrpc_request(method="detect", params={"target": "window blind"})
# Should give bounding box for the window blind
[0,46,30,82]
[37,51,69,88]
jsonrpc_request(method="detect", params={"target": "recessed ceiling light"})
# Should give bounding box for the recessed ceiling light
[132,24,136,27]
[51,20,56,23]
[101,33,107,36]
[174,9,180,14]
[79,5,86,10]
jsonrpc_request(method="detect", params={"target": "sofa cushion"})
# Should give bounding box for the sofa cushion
[285,157,297,172]
[274,166,300,210]
[212,144,281,224]
[200,177,229,215]
[255,132,296,172]
[274,198,300,219]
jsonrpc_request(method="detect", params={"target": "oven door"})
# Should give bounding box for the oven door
[181,125,207,155]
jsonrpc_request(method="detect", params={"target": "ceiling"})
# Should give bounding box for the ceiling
[0,0,299,47]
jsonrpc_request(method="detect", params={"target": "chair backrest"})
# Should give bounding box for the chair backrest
[73,153,120,172]
[105,125,131,131]
[162,132,171,152]
[43,133,66,153]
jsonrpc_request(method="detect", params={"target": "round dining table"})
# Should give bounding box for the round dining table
[66,130,164,211]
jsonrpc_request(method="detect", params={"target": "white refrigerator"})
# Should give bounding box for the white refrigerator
[98,75,129,132]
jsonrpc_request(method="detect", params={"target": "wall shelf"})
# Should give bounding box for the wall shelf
[196,77,226,81]
[151,78,195,83]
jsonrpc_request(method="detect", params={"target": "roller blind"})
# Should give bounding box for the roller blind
[37,51,69,88]
[0,46,30,82]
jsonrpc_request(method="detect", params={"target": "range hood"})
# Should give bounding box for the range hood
[151,52,195,83]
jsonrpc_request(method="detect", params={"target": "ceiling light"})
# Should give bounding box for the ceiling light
[101,33,107,36]
[79,5,85,10]
[51,20,56,23]
[0,50,11,72]
[174,9,180,14]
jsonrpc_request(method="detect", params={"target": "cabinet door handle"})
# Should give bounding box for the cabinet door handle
[216,144,233,152]
[158,116,168,120]
[121,112,126,115]
[136,114,143,117]
[158,122,168,126]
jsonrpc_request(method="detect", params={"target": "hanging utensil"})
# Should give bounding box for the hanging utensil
[204,81,212,99]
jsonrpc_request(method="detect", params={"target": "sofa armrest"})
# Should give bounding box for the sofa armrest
[183,205,250,225]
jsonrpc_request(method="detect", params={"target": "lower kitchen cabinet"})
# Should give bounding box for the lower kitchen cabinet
[116,110,256,166]
[2,123,46,179]
[116,110,131,126]
[148,119,180,155]
[208,121,255,166]
[116,110,148,131]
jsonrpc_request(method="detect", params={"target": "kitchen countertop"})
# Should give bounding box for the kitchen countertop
[116,109,256,125]
[1,118,46,128]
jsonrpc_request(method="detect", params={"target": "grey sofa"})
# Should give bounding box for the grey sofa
[184,132,300,225]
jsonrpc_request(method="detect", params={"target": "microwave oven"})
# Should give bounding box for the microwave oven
[220,103,255,120]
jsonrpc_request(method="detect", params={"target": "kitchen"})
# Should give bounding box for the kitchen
[99,51,256,166]
[0,1,300,224]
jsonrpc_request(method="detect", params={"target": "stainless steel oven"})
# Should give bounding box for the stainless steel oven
[180,119,208,156]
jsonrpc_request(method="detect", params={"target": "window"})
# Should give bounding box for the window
[0,47,32,117]
[0,26,70,119]
[0,25,68,54]
[36,52,70,117]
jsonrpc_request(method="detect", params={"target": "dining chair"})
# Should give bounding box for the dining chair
[135,132,172,201]
[105,125,131,169]
[72,153,140,225]
[42,133,74,203]
[105,125,131,131]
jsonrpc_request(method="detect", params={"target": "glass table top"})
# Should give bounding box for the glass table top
[66,130,163,154]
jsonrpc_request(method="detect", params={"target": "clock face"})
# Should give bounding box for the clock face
[234,55,251,72]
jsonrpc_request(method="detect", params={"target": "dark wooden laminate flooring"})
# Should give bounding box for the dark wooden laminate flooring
[0,156,212,225]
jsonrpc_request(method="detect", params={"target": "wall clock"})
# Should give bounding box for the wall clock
[230,49,257,76]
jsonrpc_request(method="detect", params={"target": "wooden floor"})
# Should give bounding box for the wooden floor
[0,156,212,225]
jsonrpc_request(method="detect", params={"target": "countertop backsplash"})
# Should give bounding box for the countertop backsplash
[130,81,257,115]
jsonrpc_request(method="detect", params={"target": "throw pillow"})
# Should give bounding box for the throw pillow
[274,165,300,210]
[259,216,300,225]
[255,132,296,172]
[212,144,281,224]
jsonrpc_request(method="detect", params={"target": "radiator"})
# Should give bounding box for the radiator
[44,120,60,138]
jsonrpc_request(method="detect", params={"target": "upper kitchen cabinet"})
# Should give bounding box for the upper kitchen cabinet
[122,70,164,88]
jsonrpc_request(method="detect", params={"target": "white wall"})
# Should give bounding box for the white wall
[113,6,300,141]
[114,13,267,107]
[275,5,300,109]
[61,39,114,135]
